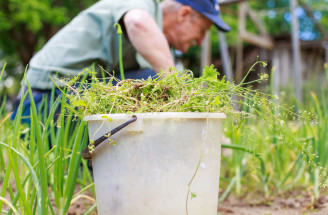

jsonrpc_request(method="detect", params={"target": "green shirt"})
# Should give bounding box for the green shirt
[26,0,161,89]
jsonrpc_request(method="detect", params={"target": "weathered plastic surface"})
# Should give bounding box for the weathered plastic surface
[84,112,225,215]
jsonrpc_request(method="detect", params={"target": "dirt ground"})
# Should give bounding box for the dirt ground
[68,189,328,215]
[218,190,328,215]
[67,195,97,215]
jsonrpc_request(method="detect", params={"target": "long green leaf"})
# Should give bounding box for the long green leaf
[0,79,29,213]
[53,93,67,208]
[0,63,6,83]
[26,80,49,214]
[222,143,268,196]
[63,121,87,213]
[0,77,32,214]
[7,151,32,214]
[82,204,97,215]
[0,196,20,215]
[0,95,7,116]
[7,146,58,215]
[0,142,40,214]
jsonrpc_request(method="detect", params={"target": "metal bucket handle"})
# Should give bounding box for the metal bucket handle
[81,115,137,160]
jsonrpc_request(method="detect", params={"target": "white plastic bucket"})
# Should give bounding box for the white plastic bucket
[84,112,225,215]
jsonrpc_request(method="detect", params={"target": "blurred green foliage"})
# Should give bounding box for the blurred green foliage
[0,0,97,76]
[250,0,328,38]
[0,0,327,80]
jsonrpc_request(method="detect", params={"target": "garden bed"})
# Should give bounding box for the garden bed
[65,188,328,214]
[218,189,328,215]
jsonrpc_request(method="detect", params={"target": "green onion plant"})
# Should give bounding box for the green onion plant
[0,65,96,214]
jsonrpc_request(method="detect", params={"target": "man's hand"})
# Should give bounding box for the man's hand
[123,9,175,74]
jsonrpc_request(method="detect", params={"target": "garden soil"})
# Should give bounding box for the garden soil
[68,190,328,215]
[218,190,328,215]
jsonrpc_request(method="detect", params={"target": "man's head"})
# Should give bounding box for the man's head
[162,0,230,53]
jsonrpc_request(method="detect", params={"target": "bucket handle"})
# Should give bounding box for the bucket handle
[81,115,137,160]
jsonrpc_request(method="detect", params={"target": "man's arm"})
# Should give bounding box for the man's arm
[123,9,175,74]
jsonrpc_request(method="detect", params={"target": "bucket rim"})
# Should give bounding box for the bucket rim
[83,112,226,121]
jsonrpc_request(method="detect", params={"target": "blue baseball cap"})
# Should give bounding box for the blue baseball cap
[175,0,231,32]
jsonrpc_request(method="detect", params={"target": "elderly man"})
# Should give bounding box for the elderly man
[13,0,230,122]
